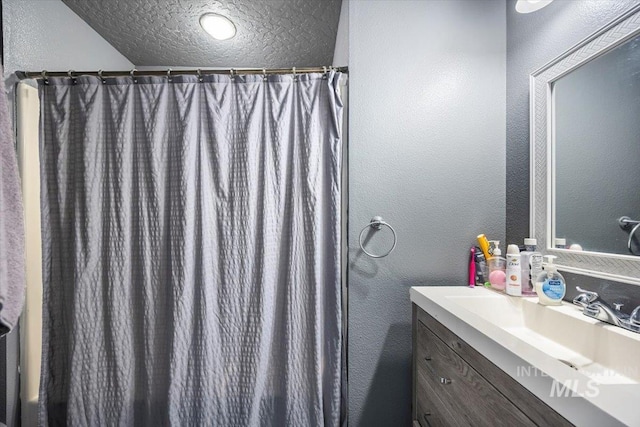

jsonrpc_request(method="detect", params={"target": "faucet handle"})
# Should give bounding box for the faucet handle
[613,303,624,311]
[573,286,599,307]
[576,286,599,299]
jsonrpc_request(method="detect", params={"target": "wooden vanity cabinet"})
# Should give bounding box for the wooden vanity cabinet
[412,304,573,427]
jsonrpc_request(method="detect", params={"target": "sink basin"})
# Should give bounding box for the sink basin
[410,285,640,427]
[445,293,640,385]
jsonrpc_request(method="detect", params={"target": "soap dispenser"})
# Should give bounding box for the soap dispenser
[535,255,566,306]
[490,240,501,257]
[487,241,507,291]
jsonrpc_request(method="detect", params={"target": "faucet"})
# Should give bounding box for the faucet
[573,286,640,333]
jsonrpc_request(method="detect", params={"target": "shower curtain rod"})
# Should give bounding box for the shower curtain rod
[16,66,348,80]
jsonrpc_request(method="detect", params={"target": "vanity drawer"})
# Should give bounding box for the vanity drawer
[416,320,536,426]
[416,369,457,427]
[414,306,573,427]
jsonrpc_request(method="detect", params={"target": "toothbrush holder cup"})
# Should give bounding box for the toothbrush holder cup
[487,257,507,291]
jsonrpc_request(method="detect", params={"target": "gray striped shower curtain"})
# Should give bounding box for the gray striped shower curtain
[38,71,344,426]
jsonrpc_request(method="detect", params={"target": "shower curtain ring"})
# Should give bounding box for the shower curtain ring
[68,70,77,85]
[98,70,106,84]
[262,68,267,82]
[322,66,328,79]
[292,67,298,82]
[167,68,173,83]
[130,69,138,83]
[230,68,236,82]
[41,70,49,85]
[197,69,203,83]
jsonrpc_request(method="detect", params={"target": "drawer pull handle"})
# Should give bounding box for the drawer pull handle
[423,357,437,376]
[424,357,451,385]
[423,413,433,427]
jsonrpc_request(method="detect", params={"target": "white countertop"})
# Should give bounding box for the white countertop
[410,285,640,427]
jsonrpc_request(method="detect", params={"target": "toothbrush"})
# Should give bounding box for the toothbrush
[469,246,476,288]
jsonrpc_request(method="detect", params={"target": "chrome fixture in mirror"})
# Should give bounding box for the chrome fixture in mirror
[618,217,640,255]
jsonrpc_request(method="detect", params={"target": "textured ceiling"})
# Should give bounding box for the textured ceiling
[61,0,342,67]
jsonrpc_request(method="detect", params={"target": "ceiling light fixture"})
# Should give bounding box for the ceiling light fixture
[200,13,237,40]
[515,0,554,13]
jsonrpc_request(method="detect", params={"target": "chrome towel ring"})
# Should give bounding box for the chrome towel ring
[358,216,397,258]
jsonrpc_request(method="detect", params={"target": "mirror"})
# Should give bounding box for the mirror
[552,33,640,256]
[531,5,640,283]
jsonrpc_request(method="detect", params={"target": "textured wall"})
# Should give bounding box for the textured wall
[505,0,639,244]
[3,0,133,77]
[348,1,506,425]
[332,0,348,67]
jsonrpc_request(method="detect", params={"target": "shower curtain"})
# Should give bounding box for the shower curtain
[37,71,344,426]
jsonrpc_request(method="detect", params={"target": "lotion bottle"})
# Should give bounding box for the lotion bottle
[535,255,565,306]
[506,244,522,296]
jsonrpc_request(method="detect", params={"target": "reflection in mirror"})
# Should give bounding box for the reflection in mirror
[552,34,640,255]
[531,5,640,281]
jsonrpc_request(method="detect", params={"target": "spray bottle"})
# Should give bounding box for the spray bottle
[506,244,522,296]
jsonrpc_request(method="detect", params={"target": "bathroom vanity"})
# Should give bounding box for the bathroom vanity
[413,305,570,426]
[411,286,640,427]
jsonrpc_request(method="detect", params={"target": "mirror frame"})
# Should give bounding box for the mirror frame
[530,4,640,285]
